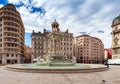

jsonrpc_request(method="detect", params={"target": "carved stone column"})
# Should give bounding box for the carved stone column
[53,38,55,53]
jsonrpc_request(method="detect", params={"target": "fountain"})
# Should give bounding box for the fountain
[6,20,108,73]
[6,31,108,73]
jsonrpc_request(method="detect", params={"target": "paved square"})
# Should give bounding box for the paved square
[0,65,120,84]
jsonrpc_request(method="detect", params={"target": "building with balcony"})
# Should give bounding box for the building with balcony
[0,4,25,64]
[75,34,104,63]
[31,20,73,62]
[111,15,120,59]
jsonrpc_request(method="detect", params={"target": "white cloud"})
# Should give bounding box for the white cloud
[79,0,98,16]
[0,4,4,8]
[31,0,47,7]
[7,0,21,4]
[17,6,43,32]
[7,0,120,48]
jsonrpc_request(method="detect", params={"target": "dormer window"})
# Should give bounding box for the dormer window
[114,19,118,24]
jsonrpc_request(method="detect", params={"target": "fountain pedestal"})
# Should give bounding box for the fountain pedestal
[36,53,76,66]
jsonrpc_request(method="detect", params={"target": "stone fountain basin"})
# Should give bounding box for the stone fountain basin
[6,63,108,73]
[35,62,75,66]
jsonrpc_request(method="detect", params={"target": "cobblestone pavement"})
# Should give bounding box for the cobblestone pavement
[0,65,120,84]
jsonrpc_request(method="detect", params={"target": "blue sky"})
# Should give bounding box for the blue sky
[25,33,31,46]
[0,0,120,48]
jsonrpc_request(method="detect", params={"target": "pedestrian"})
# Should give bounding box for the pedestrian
[106,63,109,68]
[106,61,109,68]
[105,60,109,68]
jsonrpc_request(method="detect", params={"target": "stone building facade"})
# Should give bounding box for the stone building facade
[24,45,32,63]
[111,15,120,59]
[31,29,49,62]
[0,4,25,64]
[75,34,104,63]
[31,20,73,62]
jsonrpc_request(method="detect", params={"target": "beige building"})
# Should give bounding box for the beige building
[0,4,25,64]
[24,45,32,63]
[31,20,73,62]
[75,34,104,63]
[111,15,120,59]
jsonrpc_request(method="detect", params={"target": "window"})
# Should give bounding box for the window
[67,48,69,50]
[15,60,17,63]
[0,19,2,22]
[11,54,14,57]
[115,34,118,38]
[114,38,118,45]
[7,54,9,57]
[114,19,118,24]
[0,24,2,27]
[115,27,118,32]
[114,49,118,54]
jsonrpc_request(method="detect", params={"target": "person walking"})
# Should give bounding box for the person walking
[104,60,109,68]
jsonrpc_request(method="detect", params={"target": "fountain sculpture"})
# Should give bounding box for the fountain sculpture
[36,31,76,66]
